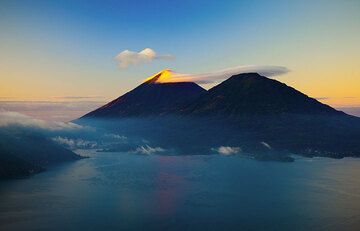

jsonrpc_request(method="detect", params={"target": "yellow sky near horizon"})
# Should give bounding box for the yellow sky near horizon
[1,66,359,108]
[1,0,360,109]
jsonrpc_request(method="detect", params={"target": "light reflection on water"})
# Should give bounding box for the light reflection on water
[1,152,360,231]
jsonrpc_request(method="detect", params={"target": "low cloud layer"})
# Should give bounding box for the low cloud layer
[0,101,104,122]
[52,136,97,149]
[114,48,175,69]
[156,65,289,84]
[52,96,103,100]
[212,146,241,155]
[133,145,165,155]
[338,107,360,117]
[0,111,82,130]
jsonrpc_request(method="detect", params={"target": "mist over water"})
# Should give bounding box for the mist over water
[1,152,360,231]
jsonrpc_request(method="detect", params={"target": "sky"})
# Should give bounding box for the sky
[1,0,360,120]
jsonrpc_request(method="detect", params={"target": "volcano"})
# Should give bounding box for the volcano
[84,71,344,119]
[82,70,206,118]
[181,72,342,116]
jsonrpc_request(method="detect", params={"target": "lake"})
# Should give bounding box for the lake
[1,152,360,231]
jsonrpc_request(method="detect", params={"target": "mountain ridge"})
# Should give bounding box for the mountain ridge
[82,71,346,119]
[77,71,360,161]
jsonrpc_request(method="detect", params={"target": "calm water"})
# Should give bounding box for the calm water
[1,152,360,231]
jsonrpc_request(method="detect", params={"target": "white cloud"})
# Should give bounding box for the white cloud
[104,133,127,140]
[114,48,175,69]
[0,111,82,130]
[133,145,165,155]
[155,65,290,84]
[52,136,97,149]
[212,146,241,155]
[261,142,272,150]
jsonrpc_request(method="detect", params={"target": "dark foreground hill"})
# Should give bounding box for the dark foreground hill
[0,128,82,179]
[79,72,360,161]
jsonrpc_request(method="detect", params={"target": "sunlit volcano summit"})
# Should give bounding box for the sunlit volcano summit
[143,69,175,83]
[143,69,194,84]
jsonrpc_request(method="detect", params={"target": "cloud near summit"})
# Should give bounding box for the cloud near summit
[155,65,290,84]
[114,48,175,69]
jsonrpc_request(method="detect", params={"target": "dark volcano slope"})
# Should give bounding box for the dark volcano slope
[176,73,360,158]
[181,73,342,117]
[82,77,206,118]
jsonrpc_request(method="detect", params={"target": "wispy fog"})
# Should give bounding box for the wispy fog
[0,101,104,122]
[0,111,160,155]
[337,107,360,117]
[133,145,165,155]
[212,146,241,155]
[52,136,98,149]
[0,111,82,130]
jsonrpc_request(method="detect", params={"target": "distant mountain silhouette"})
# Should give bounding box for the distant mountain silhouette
[83,72,343,118]
[181,73,342,117]
[82,70,206,118]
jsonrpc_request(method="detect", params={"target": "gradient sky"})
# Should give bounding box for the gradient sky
[1,0,360,110]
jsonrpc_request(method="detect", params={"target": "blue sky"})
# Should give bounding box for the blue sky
[1,0,360,110]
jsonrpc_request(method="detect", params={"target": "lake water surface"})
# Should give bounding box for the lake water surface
[1,152,360,231]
